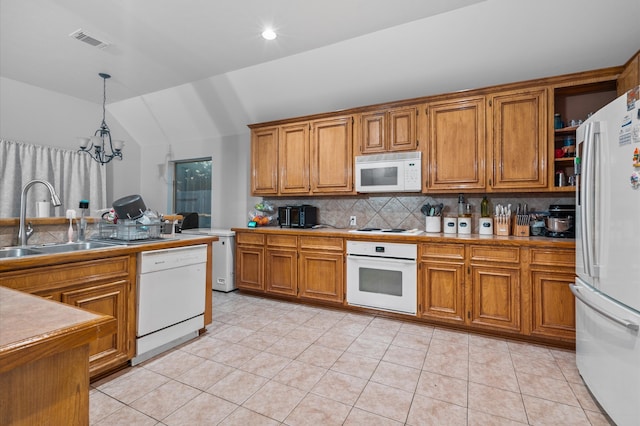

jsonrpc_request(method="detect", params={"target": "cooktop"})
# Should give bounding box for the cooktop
[348,228,423,235]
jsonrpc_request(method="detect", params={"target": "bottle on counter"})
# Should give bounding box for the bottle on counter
[481,195,490,218]
[457,194,465,217]
[78,200,89,242]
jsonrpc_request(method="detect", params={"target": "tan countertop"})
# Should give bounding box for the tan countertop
[0,286,116,374]
[0,234,218,273]
[231,226,576,248]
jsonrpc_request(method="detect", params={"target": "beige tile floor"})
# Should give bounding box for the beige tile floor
[90,291,614,425]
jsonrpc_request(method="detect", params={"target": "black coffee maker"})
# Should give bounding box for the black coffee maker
[545,204,575,238]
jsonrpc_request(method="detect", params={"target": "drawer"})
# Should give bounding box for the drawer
[299,236,344,252]
[530,248,575,268]
[266,234,298,249]
[236,232,265,245]
[470,245,519,263]
[420,243,465,260]
[0,256,130,294]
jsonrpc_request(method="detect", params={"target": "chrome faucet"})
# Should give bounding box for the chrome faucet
[17,179,62,246]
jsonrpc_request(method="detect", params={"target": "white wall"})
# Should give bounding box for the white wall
[108,74,255,228]
[0,77,141,211]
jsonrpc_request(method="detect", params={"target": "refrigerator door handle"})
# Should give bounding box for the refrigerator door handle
[580,122,598,278]
[570,284,639,332]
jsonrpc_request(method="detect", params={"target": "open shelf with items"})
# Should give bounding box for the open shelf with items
[552,80,618,191]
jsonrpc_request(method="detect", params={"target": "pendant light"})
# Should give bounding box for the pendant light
[78,73,124,165]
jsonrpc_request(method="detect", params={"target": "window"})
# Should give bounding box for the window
[172,158,212,228]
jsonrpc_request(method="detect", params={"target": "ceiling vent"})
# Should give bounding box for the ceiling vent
[69,29,110,49]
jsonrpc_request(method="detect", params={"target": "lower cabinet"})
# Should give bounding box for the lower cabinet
[419,243,466,324]
[235,232,345,304]
[468,245,521,332]
[61,280,130,375]
[298,236,344,303]
[236,230,576,345]
[266,234,298,296]
[469,264,521,331]
[529,248,576,340]
[0,256,135,378]
[236,232,266,291]
[419,243,522,333]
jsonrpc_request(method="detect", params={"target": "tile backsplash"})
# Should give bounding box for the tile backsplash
[264,193,574,233]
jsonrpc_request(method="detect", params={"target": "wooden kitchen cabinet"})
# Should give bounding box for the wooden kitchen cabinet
[279,122,310,194]
[487,87,548,190]
[251,127,279,195]
[359,106,418,154]
[235,232,265,291]
[424,96,486,191]
[310,115,354,194]
[250,115,353,196]
[0,255,135,378]
[419,243,466,324]
[468,245,521,332]
[617,50,639,96]
[265,234,298,296]
[298,236,344,303]
[61,280,130,375]
[528,248,576,341]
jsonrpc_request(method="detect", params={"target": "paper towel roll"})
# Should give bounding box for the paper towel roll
[36,201,49,218]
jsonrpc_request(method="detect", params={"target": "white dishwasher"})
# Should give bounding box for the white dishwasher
[132,244,208,365]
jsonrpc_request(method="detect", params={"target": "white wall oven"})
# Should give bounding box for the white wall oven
[346,240,417,315]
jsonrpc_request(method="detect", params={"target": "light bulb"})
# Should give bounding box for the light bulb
[261,29,277,40]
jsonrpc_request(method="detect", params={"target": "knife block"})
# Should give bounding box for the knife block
[513,216,530,237]
[494,216,510,236]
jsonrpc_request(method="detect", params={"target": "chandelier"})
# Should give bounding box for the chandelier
[78,73,124,165]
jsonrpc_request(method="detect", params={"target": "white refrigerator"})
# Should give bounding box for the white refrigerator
[572,85,640,426]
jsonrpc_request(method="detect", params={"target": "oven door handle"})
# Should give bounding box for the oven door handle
[347,254,416,265]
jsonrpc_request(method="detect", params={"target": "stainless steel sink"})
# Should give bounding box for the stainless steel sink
[0,241,123,259]
[31,241,122,254]
[0,247,42,258]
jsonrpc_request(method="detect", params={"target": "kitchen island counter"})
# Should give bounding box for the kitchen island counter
[0,286,115,425]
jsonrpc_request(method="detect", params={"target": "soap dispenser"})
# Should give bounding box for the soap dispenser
[78,200,89,242]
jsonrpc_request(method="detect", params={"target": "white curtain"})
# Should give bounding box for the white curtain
[0,140,106,217]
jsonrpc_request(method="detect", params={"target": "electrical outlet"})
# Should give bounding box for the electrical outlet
[349,216,357,227]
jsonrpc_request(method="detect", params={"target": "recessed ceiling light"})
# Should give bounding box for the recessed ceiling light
[261,29,277,41]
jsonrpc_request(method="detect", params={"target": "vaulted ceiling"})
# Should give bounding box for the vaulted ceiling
[2,0,639,144]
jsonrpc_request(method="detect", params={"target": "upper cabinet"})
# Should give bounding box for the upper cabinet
[424,96,486,191]
[358,106,418,155]
[617,50,640,96]
[279,122,311,195]
[311,115,354,193]
[251,127,279,195]
[551,75,619,193]
[487,87,548,190]
[424,88,547,192]
[250,115,354,196]
[250,55,633,197]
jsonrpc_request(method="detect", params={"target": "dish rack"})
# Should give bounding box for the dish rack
[98,219,162,241]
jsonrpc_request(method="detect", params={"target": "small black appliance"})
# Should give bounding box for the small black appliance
[278,205,318,228]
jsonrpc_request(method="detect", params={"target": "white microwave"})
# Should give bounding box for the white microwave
[355,152,422,193]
